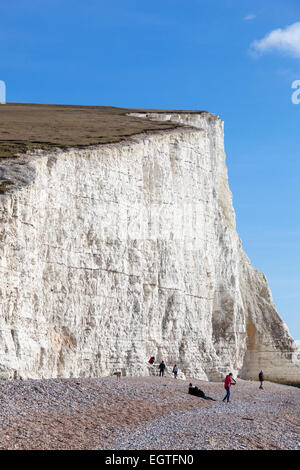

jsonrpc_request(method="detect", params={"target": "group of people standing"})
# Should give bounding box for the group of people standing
[148,357,178,378]
[160,361,178,379]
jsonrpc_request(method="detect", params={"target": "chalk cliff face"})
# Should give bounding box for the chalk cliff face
[0,111,299,382]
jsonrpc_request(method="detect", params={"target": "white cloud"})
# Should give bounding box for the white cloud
[296,339,300,348]
[244,14,256,21]
[251,22,300,58]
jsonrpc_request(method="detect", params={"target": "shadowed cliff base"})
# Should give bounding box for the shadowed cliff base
[0,103,212,159]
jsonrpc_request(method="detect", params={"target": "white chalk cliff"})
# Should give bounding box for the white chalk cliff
[0,111,299,383]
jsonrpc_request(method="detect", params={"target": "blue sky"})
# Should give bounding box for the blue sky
[1,0,299,341]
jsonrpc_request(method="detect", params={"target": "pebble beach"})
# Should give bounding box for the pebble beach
[0,376,299,450]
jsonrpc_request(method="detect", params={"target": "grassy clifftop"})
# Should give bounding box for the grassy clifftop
[0,103,208,159]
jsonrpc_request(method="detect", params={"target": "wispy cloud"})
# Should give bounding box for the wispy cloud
[251,22,300,58]
[244,14,256,21]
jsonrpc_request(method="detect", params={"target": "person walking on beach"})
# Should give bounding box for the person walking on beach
[259,370,264,389]
[222,372,236,403]
[173,364,178,379]
[159,360,166,377]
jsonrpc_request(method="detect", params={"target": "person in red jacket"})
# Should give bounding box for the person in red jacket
[222,373,236,403]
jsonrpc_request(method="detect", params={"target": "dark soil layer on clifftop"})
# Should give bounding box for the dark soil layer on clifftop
[0,376,299,450]
[0,103,209,159]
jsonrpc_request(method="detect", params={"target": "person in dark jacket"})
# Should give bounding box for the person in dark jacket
[259,370,264,389]
[188,383,216,401]
[159,361,166,377]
